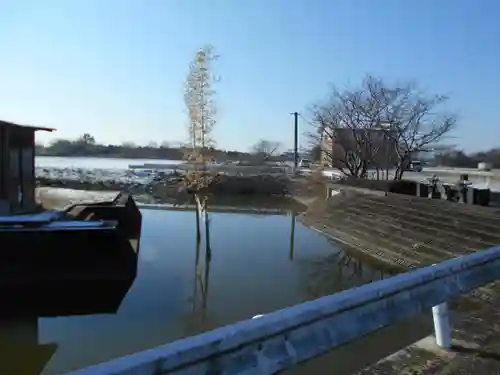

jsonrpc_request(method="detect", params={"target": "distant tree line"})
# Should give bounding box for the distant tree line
[35,133,297,163]
[433,148,500,169]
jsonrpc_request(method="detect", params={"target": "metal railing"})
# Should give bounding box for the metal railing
[65,245,500,375]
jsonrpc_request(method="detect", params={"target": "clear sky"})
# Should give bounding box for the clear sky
[0,0,498,152]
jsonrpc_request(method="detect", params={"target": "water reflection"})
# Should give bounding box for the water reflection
[0,318,57,375]
[289,211,296,261]
[304,240,395,299]
[0,281,133,375]
[192,219,212,321]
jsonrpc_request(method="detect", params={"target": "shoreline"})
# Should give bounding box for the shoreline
[37,155,183,160]
[35,186,302,212]
[36,156,182,163]
[35,166,292,204]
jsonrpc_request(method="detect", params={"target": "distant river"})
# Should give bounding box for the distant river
[35,156,183,170]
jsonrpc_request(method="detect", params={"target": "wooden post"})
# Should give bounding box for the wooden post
[192,234,201,313]
[202,244,211,314]
[203,198,212,260]
[289,211,296,261]
[194,194,201,243]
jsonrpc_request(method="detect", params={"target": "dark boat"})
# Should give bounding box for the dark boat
[0,192,142,315]
[0,121,142,317]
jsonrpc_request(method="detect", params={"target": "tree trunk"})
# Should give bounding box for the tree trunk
[203,198,212,260]
[394,166,405,180]
[194,194,201,243]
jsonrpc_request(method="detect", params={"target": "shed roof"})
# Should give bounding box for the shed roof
[0,120,55,132]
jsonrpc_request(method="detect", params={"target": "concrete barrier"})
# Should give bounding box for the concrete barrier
[65,245,500,375]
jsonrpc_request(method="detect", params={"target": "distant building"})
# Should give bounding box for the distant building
[320,127,398,169]
[279,151,309,163]
[0,120,54,214]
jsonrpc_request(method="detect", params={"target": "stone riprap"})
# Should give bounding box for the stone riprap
[35,167,178,192]
[35,167,290,202]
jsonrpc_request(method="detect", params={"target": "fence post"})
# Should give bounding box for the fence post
[432,302,451,348]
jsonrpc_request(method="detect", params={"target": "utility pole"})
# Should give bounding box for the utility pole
[291,112,299,172]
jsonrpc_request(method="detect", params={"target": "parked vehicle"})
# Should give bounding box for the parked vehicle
[478,162,492,171]
[405,161,423,172]
[299,159,311,169]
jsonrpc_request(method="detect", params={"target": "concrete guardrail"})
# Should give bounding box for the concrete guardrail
[65,245,500,375]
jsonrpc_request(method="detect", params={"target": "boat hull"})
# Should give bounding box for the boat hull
[0,277,135,318]
[0,193,142,316]
[63,192,142,238]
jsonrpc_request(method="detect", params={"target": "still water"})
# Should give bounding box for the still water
[35,156,183,170]
[4,204,390,375]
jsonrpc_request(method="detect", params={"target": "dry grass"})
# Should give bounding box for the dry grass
[154,173,289,201]
[291,168,329,198]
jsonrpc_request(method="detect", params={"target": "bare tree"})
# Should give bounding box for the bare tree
[183,45,220,250]
[78,133,96,145]
[308,85,385,177]
[251,139,281,161]
[184,44,219,164]
[364,77,457,179]
[182,44,220,192]
[308,75,456,179]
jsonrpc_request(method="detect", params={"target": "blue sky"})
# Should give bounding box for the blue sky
[0,0,498,152]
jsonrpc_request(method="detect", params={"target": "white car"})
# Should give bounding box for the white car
[299,159,311,169]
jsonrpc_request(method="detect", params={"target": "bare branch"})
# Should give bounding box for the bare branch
[184,44,219,162]
[306,75,457,179]
[183,44,220,193]
[251,139,282,162]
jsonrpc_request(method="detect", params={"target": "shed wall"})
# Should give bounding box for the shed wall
[0,124,37,212]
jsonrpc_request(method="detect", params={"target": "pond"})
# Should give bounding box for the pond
[3,202,418,375]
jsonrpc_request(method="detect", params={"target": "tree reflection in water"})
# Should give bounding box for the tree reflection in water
[304,241,396,300]
[187,201,212,330]
[289,211,296,261]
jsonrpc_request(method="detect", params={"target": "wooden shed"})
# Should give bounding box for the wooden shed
[0,120,54,214]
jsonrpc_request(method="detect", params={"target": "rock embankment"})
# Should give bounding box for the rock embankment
[36,167,153,192]
[36,167,291,203]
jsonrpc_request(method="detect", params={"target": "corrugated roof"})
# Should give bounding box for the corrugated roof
[0,120,55,132]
